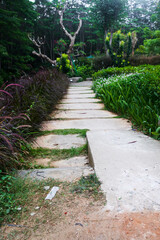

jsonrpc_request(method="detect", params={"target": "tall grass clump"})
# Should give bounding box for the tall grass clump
[93,67,160,139]
[0,69,69,171]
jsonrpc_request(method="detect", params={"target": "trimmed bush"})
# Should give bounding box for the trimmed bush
[92,55,113,71]
[92,64,160,80]
[129,55,160,66]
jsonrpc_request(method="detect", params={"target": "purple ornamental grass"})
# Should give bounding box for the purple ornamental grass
[0,68,69,171]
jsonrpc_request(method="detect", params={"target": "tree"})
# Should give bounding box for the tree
[59,5,82,55]
[88,0,127,53]
[0,0,37,82]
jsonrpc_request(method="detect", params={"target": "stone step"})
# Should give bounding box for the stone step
[87,129,160,212]
[63,93,95,99]
[51,109,117,119]
[34,156,88,168]
[57,103,104,110]
[70,81,92,87]
[32,134,86,149]
[68,87,91,90]
[18,166,94,182]
[67,90,93,94]
[41,119,131,131]
[60,98,101,104]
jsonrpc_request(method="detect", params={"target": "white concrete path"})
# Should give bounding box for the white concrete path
[28,80,160,213]
[47,80,160,213]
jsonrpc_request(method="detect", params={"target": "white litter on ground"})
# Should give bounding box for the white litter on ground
[45,186,59,200]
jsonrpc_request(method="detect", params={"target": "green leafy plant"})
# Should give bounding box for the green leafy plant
[92,64,160,80]
[93,66,160,138]
[76,65,94,80]
[0,171,16,223]
[105,30,132,67]
[56,54,72,73]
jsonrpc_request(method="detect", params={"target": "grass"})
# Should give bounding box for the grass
[0,174,103,236]
[0,176,62,225]
[27,129,88,138]
[29,144,88,160]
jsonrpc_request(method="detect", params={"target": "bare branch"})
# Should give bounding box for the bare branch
[32,51,56,65]
[28,34,56,65]
[75,15,82,36]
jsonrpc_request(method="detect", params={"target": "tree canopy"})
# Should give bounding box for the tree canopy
[0,0,159,82]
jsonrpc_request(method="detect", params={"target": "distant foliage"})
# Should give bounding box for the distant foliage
[92,55,113,71]
[135,30,160,55]
[129,55,160,66]
[54,39,67,56]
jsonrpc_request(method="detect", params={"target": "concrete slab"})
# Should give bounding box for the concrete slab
[68,87,91,91]
[51,156,89,168]
[57,103,104,110]
[34,156,88,168]
[51,110,117,119]
[18,166,94,182]
[67,90,94,94]
[41,119,131,131]
[69,77,82,83]
[60,98,101,104]
[32,134,86,149]
[71,81,92,87]
[87,130,160,212]
[64,94,95,99]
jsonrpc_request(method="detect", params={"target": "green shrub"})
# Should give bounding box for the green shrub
[76,57,92,67]
[56,54,72,73]
[129,55,160,66]
[76,65,94,80]
[92,65,160,80]
[92,55,113,71]
[93,68,160,138]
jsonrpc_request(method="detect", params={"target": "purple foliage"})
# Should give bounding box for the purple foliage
[0,69,69,170]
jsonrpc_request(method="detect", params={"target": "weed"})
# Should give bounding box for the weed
[71,174,102,198]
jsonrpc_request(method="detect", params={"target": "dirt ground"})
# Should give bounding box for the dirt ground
[1,186,160,240]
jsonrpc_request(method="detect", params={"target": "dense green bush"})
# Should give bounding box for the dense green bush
[92,55,113,71]
[76,57,92,67]
[56,54,72,73]
[93,68,160,138]
[92,65,160,80]
[76,65,94,80]
[129,55,160,66]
